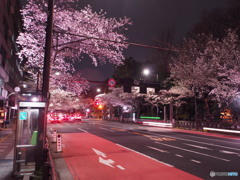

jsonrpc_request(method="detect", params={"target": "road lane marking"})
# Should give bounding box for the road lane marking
[92,148,126,170]
[175,154,183,158]
[130,131,176,142]
[116,165,126,170]
[219,150,239,155]
[131,132,145,135]
[99,127,114,132]
[147,146,169,153]
[136,130,240,151]
[179,133,240,145]
[191,159,201,164]
[116,144,174,167]
[155,142,230,162]
[77,128,88,133]
[184,143,213,150]
[111,128,126,132]
[92,148,107,158]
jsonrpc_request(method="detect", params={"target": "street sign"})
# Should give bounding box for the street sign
[107,78,116,87]
[19,111,28,120]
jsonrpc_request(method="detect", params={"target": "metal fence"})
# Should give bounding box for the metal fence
[174,121,240,131]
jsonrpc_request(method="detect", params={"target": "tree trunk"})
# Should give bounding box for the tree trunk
[193,88,198,122]
[204,98,211,122]
[164,105,167,122]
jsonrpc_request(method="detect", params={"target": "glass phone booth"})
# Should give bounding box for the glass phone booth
[13,101,46,177]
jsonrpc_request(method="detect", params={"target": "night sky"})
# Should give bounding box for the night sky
[20,0,233,82]
[76,0,231,81]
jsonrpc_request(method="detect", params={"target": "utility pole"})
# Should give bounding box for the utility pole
[35,0,54,172]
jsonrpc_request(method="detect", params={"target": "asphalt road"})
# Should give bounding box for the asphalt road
[48,119,240,180]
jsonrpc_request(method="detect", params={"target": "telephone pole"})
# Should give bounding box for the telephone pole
[35,0,54,172]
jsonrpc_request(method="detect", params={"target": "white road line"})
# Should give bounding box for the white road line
[155,142,230,162]
[147,146,169,153]
[175,154,183,158]
[184,143,213,150]
[219,150,239,155]
[77,128,88,133]
[116,144,174,167]
[99,127,114,132]
[191,159,201,164]
[136,130,240,152]
[177,133,240,145]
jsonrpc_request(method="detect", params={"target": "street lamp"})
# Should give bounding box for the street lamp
[55,72,60,76]
[96,88,101,93]
[142,68,159,82]
[143,68,150,76]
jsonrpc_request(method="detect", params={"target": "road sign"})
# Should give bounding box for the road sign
[107,78,116,87]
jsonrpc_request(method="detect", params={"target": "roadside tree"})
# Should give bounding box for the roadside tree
[17,0,131,96]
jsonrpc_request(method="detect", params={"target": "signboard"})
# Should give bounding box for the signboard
[19,111,28,120]
[131,86,140,93]
[19,102,46,108]
[107,78,116,87]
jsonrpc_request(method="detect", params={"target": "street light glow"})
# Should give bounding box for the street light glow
[97,88,101,93]
[31,97,39,102]
[143,68,150,76]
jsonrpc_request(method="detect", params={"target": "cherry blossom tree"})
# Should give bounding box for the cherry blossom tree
[49,89,92,111]
[17,0,131,96]
[169,30,240,121]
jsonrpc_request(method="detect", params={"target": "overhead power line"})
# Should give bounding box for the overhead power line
[53,30,189,54]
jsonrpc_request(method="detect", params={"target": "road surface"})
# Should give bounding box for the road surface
[48,119,240,180]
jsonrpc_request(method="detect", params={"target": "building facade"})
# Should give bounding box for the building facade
[0,0,23,126]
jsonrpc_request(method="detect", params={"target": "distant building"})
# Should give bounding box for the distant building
[0,0,23,124]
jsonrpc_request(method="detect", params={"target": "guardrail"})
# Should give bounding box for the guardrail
[203,127,240,134]
[174,120,240,132]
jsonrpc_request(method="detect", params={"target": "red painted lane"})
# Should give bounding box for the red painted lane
[62,133,202,180]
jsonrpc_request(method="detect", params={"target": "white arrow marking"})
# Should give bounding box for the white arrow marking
[116,165,126,170]
[99,157,115,168]
[92,148,107,158]
[184,143,212,150]
[220,150,239,155]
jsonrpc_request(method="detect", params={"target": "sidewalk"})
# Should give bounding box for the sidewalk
[0,127,15,180]
[47,128,73,180]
